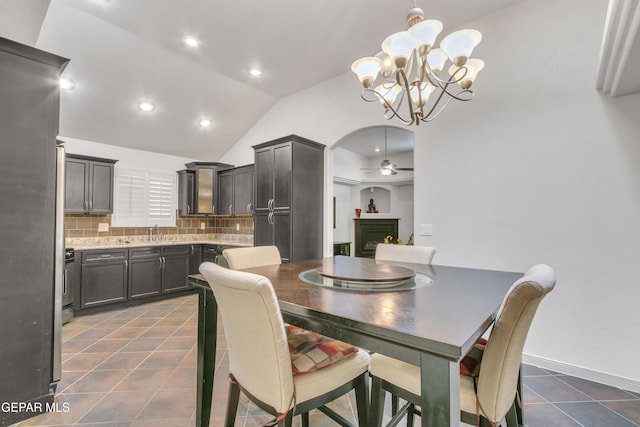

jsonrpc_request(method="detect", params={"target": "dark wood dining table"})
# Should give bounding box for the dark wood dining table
[189,256,522,427]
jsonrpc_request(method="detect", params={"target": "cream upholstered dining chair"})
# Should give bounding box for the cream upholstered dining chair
[222,245,282,270]
[375,243,436,265]
[199,262,370,427]
[369,264,556,427]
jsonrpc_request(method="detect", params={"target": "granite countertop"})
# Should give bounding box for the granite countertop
[67,233,253,251]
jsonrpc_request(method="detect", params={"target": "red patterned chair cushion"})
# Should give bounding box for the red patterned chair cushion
[460,338,487,377]
[286,325,359,375]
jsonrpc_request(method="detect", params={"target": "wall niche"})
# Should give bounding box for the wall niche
[360,187,391,213]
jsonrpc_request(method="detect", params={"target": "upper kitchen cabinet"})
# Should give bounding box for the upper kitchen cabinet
[65,154,117,214]
[217,164,254,215]
[177,169,195,215]
[253,135,325,262]
[183,162,233,215]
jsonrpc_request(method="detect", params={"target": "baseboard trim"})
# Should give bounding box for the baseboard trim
[522,353,640,394]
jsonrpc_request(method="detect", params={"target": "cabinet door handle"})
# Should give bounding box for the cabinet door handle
[187,204,191,214]
[84,200,88,212]
[124,260,128,270]
[190,245,194,256]
[229,204,233,215]
[159,257,163,269]
[99,254,112,258]
[89,200,93,211]
[247,203,252,214]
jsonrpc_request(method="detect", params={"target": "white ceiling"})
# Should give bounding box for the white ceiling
[1,0,636,160]
[1,0,522,160]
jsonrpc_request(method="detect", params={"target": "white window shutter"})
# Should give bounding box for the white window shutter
[112,168,175,227]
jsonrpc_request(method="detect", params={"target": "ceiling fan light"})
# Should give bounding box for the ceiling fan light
[380,167,393,176]
[408,19,443,52]
[351,56,383,88]
[440,29,482,66]
[381,31,417,68]
[449,58,484,89]
[426,48,448,75]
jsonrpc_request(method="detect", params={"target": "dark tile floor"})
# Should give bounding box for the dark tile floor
[12,294,640,427]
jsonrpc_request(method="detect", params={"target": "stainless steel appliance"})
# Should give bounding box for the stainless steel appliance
[62,248,75,325]
[52,145,66,383]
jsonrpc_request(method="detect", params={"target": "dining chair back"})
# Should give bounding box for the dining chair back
[375,244,436,265]
[223,245,282,270]
[474,263,556,422]
[369,263,556,427]
[199,262,370,427]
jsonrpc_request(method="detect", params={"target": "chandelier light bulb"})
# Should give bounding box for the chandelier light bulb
[440,29,482,66]
[408,19,443,53]
[450,59,485,90]
[351,57,383,88]
[375,51,394,78]
[426,48,448,75]
[381,31,418,68]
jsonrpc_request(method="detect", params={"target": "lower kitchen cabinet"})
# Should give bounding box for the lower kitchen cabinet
[128,247,162,299]
[189,244,202,275]
[77,244,194,313]
[162,245,190,293]
[80,249,128,308]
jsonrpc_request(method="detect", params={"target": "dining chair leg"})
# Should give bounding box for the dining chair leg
[301,412,310,427]
[224,380,240,427]
[281,411,294,427]
[392,395,399,414]
[370,376,386,427]
[406,403,415,427]
[354,372,370,427]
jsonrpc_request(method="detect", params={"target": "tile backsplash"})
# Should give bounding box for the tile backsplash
[64,211,253,239]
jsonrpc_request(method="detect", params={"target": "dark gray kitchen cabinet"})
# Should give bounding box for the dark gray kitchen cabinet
[128,246,189,297]
[128,247,162,299]
[189,244,202,275]
[177,169,195,215]
[0,37,69,425]
[253,135,324,263]
[202,244,220,264]
[183,162,233,214]
[217,164,254,215]
[65,154,117,214]
[80,249,128,308]
[161,245,190,293]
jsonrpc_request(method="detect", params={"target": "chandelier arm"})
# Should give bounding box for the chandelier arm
[422,59,471,87]
[420,88,474,123]
[395,69,417,120]
[360,89,414,125]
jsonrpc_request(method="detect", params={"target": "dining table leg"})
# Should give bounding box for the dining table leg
[196,287,218,427]
[420,352,460,427]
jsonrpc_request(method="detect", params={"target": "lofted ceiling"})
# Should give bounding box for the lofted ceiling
[0,0,523,160]
[1,0,636,161]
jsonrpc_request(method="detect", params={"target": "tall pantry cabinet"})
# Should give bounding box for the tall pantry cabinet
[0,38,69,426]
[253,135,325,262]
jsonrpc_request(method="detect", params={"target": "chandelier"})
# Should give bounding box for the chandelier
[351,2,484,125]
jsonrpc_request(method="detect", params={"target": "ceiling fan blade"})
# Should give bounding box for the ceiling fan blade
[395,167,414,171]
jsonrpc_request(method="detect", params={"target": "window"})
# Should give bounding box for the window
[112,168,176,227]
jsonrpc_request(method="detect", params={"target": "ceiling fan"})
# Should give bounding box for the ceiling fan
[362,128,414,176]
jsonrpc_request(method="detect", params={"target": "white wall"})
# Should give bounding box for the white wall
[219,0,640,390]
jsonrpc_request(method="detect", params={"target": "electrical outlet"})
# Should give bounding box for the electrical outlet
[200,222,205,230]
[420,224,433,236]
[98,223,109,232]
[236,223,240,231]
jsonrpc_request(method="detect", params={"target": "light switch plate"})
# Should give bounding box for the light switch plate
[200,222,205,230]
[98,223,109,232]
[420,224,432,236]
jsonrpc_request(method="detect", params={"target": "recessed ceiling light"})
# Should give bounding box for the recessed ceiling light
[199,118,212,128]
[374,148,381,152]
[248,68,263,77]
[59,78,75,90]
[184,36,199,47]
[137,101,155,112]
